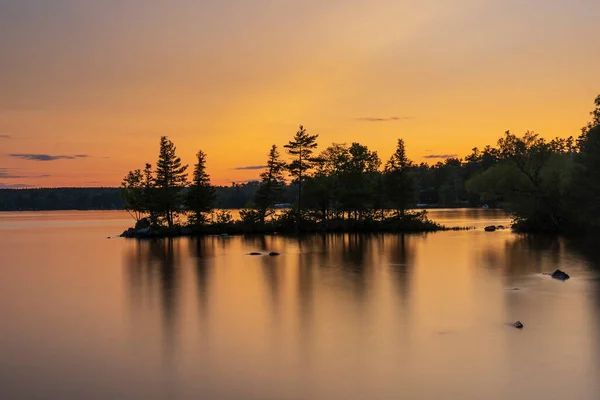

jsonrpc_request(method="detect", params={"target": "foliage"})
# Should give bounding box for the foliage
[284,125,319,211]
[186,150,215,225]
[121,169,145,221]
[154,136,189,228]
[384,139,415,216]
[252,145,287,223]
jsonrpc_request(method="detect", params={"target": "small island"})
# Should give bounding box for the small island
[120,131,446,238]
[120,95,600,238]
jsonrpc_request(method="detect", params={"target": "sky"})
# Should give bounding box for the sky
[1,0,599,188]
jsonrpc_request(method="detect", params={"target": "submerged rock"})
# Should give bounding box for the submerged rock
[513,321,524,329]
[268,252,280,256]
[551,269,570,281]
[249,252,262,256]
[484,226,496,232]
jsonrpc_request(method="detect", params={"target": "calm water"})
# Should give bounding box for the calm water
[1,210,599,399]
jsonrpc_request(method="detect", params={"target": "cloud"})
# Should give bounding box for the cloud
[353,116,412,122]
[423,154,458,159]
[9,153,89,161]
[0,135,11,139]
[0,168,51,179]
[233,165,268,170]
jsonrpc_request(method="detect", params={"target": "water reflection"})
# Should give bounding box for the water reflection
[124,239,182,360]
[118,230,600,399]
[5,210,600,398]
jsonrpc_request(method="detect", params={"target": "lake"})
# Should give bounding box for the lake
[1,209,599,399]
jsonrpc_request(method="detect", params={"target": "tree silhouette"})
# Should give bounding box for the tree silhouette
[121,169,145,221]
[142,163,159,225]
[284,125,318,212]
[253,145,287,224]
[384,139,414,217]
[155,136,188,228]
[186,150,215,225]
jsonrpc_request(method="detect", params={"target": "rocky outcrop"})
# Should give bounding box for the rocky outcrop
[551,269,570,281]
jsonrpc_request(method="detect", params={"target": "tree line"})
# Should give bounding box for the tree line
[120,94,600,235]
[3,94,598,235]
[121,126,442,234]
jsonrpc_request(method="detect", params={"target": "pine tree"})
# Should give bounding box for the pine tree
[186,150,215,225]
[284,125,318,211]
[154,136,188,227]
[142,163,159,225]
[384,138,415,217]
[253,145,287,223]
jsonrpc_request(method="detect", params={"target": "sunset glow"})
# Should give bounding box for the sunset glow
[1,0,599,187]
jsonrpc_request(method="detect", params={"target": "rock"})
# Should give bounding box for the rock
[513,321,524,329]
[249,252,262,256]
[120,228,136,238]
[551,269,570,281]
[134,217,151,230]
[268,252,280,256]
[496,225,505,230]
[484,225,496,232]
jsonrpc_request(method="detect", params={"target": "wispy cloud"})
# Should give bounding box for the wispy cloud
[9,153,89,161]
[423,154,458,159]
[0,168,51,179]
[0,135,11,139]
[353,116,412,122]
[233,165,268,170]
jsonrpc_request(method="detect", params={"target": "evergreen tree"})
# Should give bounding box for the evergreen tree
[253,145,287,223]
[186,150,215,225]
[154,136,188,227]
[142,163,159,225]
[384,139,415,216]
[284,125,318,211]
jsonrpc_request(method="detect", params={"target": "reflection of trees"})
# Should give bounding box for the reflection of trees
[124,238,181,358]
[386,234,415,305]
[190,237,217,320]
[480,234,562,276]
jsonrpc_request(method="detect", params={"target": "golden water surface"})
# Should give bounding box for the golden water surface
[0,210,599,399]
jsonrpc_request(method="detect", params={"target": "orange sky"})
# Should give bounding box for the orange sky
[1,0,599,188]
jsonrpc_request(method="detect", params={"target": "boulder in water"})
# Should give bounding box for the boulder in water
[268,252,280,256]
[249,252,262,256]
[484,226,496,232]
[121,228,136,238]
[513,321,524,329]
[551,269,570,281]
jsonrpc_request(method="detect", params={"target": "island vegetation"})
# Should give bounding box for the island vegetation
[1,94,598,237]
[120,127,444,237]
